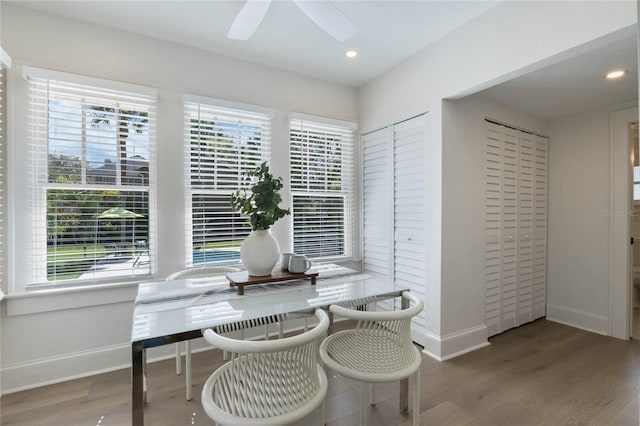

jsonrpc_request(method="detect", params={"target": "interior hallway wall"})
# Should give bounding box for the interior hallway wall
[440,95,548,357]
[358,0,636,359]
[547,100,637,334]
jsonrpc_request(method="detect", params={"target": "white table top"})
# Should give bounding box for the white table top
[131,264,404,344]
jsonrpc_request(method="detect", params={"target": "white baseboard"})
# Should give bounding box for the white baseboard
[546,303,608,336]
[1,342,131,395]
[0,317,324,395]
[422,324,490,361]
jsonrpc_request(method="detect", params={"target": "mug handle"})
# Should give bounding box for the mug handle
[304,259,312,272]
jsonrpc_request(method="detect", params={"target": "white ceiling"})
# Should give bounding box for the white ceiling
[9,1,637,118]
[477,32,638,120]
[8,0,499,87]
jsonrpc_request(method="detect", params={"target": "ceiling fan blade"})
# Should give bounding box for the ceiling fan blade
[228,0,272,40]
[293,0,356,42]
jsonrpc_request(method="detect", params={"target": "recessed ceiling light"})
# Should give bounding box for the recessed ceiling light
[606,69,627,79]
[345,50,358,59]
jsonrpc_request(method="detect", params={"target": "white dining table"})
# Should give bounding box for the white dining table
[131,264,410,426]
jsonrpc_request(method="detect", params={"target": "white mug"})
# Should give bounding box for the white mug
[280,253,295,271]
[288,255,312,273]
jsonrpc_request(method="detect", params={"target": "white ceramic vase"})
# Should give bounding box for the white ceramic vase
[241,229,280,276]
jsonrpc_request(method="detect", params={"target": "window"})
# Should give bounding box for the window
[184,97,271,267]
[290,116,355,259]
[26,69,156,288]
[0,54,8,292]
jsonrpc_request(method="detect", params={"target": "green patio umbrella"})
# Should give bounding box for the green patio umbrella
[96,207,144,219]
[96,207,144,256]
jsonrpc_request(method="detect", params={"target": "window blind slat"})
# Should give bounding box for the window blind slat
[290,119,354,259]
[27,76,155,288]
[184,101,270,267]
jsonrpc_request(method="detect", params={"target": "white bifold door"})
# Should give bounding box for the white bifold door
[362,114,427,346]
[485,121,548,337]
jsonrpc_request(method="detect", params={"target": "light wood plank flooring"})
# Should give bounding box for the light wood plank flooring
[2,319,639,425]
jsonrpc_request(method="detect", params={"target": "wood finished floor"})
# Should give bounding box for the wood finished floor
[2,319,640,426]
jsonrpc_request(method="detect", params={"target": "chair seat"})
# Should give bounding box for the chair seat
[205,356,327,423]
[322,329,421,382]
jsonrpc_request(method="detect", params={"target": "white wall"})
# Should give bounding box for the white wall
[440,95,549,357]
[358,0,636,359]
[2,0,638,393]
[547,100,637,334]
[0,3,357,394]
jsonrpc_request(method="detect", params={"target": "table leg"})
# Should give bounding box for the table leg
[132,342,144,426]
[399,294,410,413]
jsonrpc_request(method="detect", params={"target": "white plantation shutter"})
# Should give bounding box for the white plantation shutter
[26,70,156,287]
[184,99,271,267]
[290,117,355,259]
[532,135,548,319]
[362,127,392,278]
[362,114,427,346]
[393,116,427,338]
[500,125,518,332]
[517,132,534,324]
[485,123,502,336]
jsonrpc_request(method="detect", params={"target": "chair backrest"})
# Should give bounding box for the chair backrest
[165,265,240,281]
[329,291,423,358]
[202,309,329,419]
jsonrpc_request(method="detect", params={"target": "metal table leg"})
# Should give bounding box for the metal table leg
[132,342,144,426]
[399,294,410,413]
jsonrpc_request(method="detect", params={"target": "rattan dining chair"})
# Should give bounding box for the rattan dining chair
[201,309,330,426]
[319,291,424,426]
[166,266,240,400]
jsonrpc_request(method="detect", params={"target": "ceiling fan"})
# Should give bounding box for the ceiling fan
[228,0,357,42]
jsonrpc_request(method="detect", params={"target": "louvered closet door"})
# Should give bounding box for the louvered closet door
[532,135,548,318]
[501,126,519,332]
[517,132,534,325]
[362,114,427,346]
[485,121,548,336]
[393,115,427,344]
[485,123,503,336]
[362,128,392,278]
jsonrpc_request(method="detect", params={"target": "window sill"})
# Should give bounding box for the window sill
[5,280,143,316]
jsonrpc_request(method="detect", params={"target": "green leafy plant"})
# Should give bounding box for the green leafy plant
[230,162,290,231]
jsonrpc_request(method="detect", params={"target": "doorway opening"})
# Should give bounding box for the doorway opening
[630,122,640,339]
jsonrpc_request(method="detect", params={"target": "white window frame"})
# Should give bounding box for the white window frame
[183,95,273,268]
[19,66,157,291]
[289,113,357,261]
[0,48,10,298]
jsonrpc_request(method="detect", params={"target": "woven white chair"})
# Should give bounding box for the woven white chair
[319,291,424,426]
[201,309,329,426]
[166,266,240,400]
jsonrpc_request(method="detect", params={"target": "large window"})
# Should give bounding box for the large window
[290,117,355,259]
[26,70,156,288]
[184,98,271,267]
[0,53,8,292]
